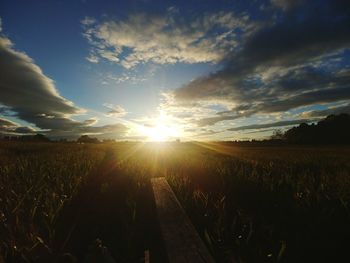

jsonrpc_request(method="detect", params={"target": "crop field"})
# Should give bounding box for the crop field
[1,141,350,262]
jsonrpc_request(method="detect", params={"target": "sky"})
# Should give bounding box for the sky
[0,0,350,141]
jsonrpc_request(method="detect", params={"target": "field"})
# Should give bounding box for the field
[1,141,350,262]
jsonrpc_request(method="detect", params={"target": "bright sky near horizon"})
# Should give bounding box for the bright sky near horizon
[0,0,350,141]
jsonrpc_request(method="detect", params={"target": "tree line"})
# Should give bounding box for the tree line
[280,113,350,144]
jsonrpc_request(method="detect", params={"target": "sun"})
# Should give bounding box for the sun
[137,112,180,141]
[144,123,178,141]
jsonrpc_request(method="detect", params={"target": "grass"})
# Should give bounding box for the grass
[164,143,350,262]
[0,142,106,261]
[1,141,349,262]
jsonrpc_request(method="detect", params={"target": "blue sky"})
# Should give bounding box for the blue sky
[0,0,349,140]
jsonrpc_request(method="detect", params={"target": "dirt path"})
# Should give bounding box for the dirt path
[53,149,167,262]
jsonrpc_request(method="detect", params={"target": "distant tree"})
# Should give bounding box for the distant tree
[32,134,50,142]
[271,129,284,140]
[18,133,51,142]
[77,135,100,143]
[0,134,51,142]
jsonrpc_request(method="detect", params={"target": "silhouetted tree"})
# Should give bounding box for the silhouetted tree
[77,135,100,143]
[31,134,51,142]
[284,113,350,144]
[271,129,284,140]
[1,133,51,142]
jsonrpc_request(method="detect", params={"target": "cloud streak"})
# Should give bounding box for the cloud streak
[228,119,313,132]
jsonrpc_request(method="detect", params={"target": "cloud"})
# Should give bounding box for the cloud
[228,119,313,132]
[301,103,350,118]
[86,54,99,63]
[159,92,227,131]
[81,16,96,26]
[0,117,16,128]
[0,27,128,138]
[82,10,253,68]
[103,103,127,117]
[0,117,36,135]
[0,36,81,124]
[83,118,99,126]
[193,72,350,126]
[13,126,36,134]
[174,0,350,126]
[0,117,18,134]
[102,72,147,84]
[195,129,223,137]
[197,114,242,127]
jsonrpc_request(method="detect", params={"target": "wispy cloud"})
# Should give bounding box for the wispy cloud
[82,10,253,68]
[103,103,127,117]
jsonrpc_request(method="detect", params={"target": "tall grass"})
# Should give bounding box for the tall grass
[1,142,349,262]
[0,142,106,261]
[164,144,350,262]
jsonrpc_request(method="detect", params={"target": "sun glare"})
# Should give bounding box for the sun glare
[142,124,178,141]
[138,112,180,141]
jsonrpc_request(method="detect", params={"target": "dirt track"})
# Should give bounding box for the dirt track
[54,149,167,262]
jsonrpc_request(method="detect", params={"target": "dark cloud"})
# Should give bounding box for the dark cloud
[257,86,350,113]
[0,36,81,131]
[196,85,350,127]
[0,117,36,135]
[228,119,313,132]
[14,126,36,134]
[0,35,128,138]
[175,0,350,126]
